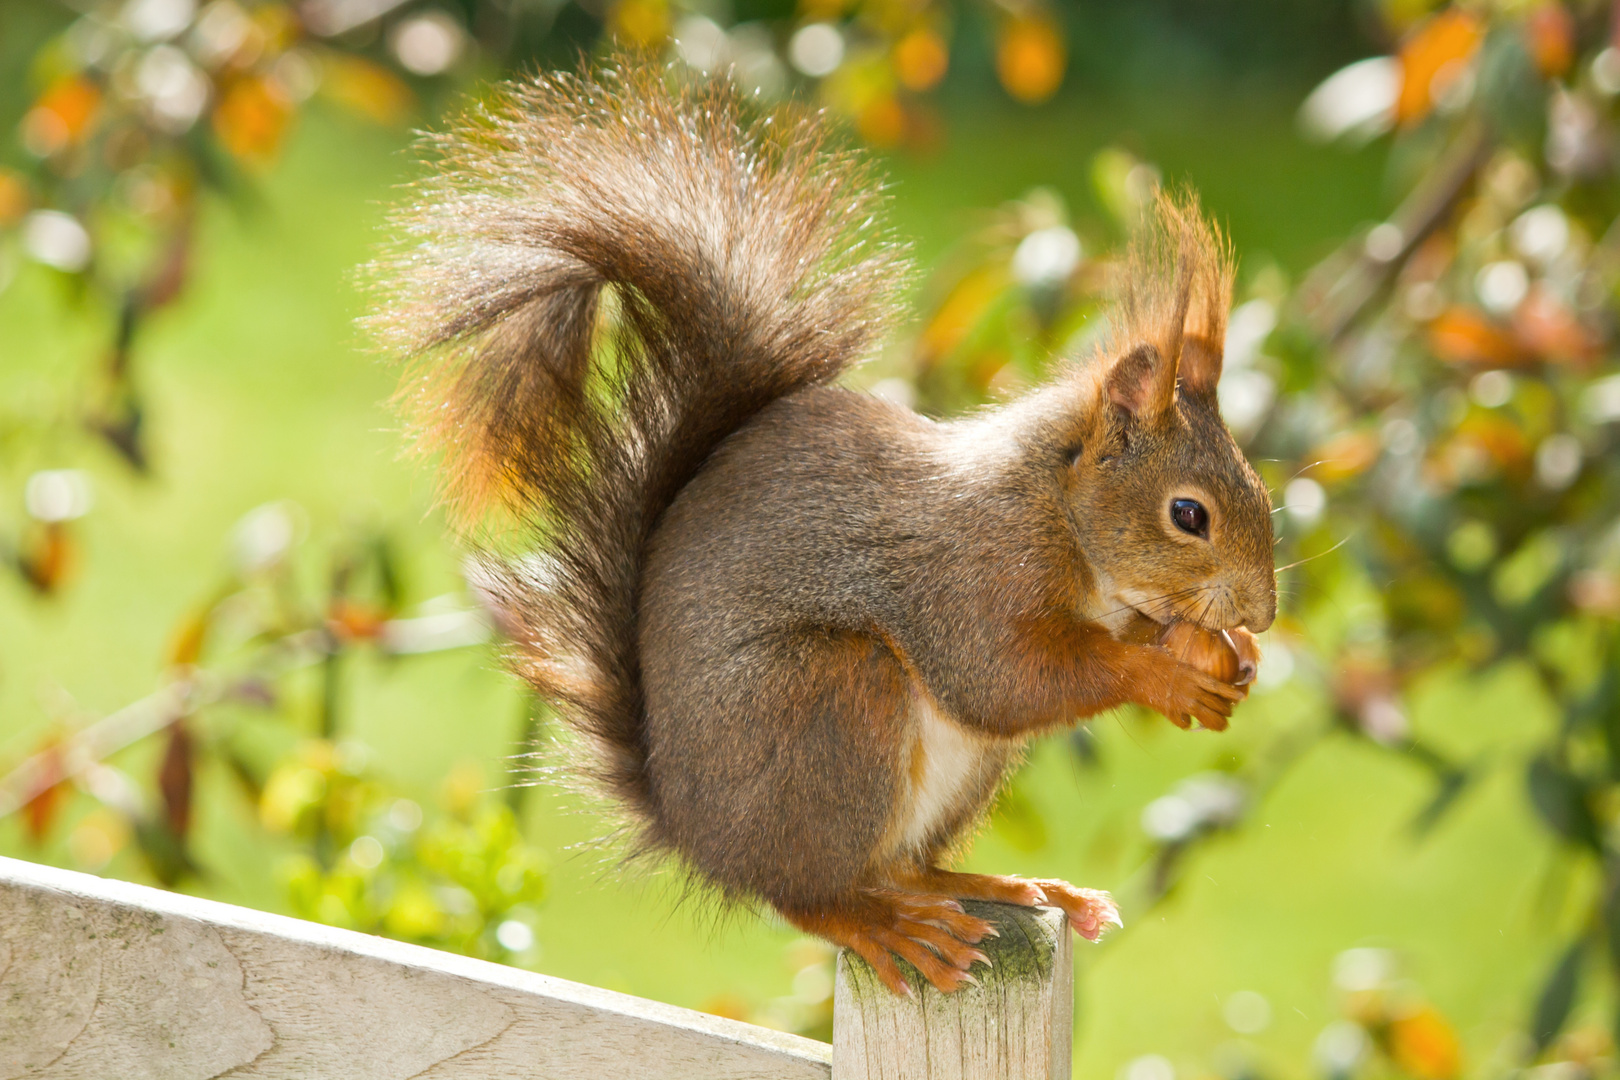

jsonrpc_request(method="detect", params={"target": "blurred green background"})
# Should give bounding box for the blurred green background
[3,1,1616,1078]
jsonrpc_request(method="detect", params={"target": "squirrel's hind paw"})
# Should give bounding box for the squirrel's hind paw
[782,887,995,996]
[1031,879,1123,941]
[884,868,1122,943]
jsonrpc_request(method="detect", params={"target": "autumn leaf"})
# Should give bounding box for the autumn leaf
[213,76,293,164]
[996,16,1066,105]
[23,75,102,155]
[611,0,670,48]
[895,29,949,92]
[21,522,76,594]
[321,55,414,126]
[1524,3,1574,79]
[328,598,387,641]
[700,995,753,1022]
[1514,286,1598,365]
[167,608,211,667]
[1388,1006,1463,1080]
[0,169,27,226]
[22,738,68,845]
[1428,306,1523,366]
[856,94,906,147]
[1455,413,1533,472]
[916,265,1008,370]
[1396,9,1483,126]
[1308,429,1382,484]
[158,721,194,838]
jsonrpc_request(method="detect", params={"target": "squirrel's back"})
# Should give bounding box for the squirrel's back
[369,60,906,840]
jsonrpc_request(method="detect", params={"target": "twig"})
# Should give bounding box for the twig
[1298,118,1492,343]
[0,678,212,819]
[0,608,491,820]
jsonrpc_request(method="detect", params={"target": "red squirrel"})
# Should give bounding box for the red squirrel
[372,59,1275,996]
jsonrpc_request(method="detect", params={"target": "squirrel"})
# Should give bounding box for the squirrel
[372,58,1276,997]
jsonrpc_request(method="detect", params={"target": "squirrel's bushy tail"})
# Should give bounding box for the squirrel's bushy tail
[369,59,904,836]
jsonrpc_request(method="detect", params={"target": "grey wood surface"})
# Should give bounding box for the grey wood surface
[0,855,831,1079]
[832,902,1073,1080]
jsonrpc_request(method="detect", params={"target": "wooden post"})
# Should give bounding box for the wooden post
[832,902,1073,1080]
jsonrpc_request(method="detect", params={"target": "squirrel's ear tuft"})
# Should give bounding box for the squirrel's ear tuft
[1111,191,1234,404]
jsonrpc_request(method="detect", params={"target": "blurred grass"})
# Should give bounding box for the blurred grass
[0,90,1559,1073]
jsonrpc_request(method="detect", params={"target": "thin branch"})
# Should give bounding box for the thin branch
[1298,118,1492,343]
[0,608,491,820]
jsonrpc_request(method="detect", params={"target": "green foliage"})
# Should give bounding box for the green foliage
[271,744,547,960]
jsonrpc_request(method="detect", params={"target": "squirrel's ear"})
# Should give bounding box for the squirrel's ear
[1106,343,1177,420]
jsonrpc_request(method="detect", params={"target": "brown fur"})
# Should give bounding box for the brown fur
[373,57,1276,993]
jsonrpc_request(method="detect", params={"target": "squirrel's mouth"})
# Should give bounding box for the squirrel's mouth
[1115,589,1187,628]
[1090,591,1178,640]
[1118,588,1233,632]
[1129,602,1176,625]
[1097,581,1231,634]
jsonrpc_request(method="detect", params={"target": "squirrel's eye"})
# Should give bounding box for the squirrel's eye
[1171,499,1209,538]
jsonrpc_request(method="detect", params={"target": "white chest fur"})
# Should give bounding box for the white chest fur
[885,693,1009,858]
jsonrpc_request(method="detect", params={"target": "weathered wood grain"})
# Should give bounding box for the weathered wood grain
[0,856,831,1080]
[832,902,1073,1080]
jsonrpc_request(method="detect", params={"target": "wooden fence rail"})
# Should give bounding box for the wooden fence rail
[0,856,1073,1079]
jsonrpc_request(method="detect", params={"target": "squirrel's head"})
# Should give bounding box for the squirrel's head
[1062,196,1276,634]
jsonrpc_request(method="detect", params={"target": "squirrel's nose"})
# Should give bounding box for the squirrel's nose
[1242,597,1276,634]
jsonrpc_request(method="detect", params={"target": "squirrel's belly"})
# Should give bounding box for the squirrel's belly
[882,693,1014,859]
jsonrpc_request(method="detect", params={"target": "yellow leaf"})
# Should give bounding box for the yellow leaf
[22,75,102,157]
[167,609,210,667]
[213,76,292,164]
[1428,306,1522,367]
[1526,3,1573,78]
[856,94,906,147]
[1307,430,1382,484]
[916,265,1007,369]
[1389,1007,1462,1080]
[38,75,102,141]
[611,0,669,46]
[439,760,485,819]
[260,764,326,833]
[0,169,27,226]
[798,0,846,21]
[996,16,1065,105]
[701,995,752,1022]
[894,29,948,92]
[321,55,414,126]
[385,879,447,938]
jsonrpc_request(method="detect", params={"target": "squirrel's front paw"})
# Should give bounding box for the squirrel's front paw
[1146,660,1246,731]
[1030,880,1123,942]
